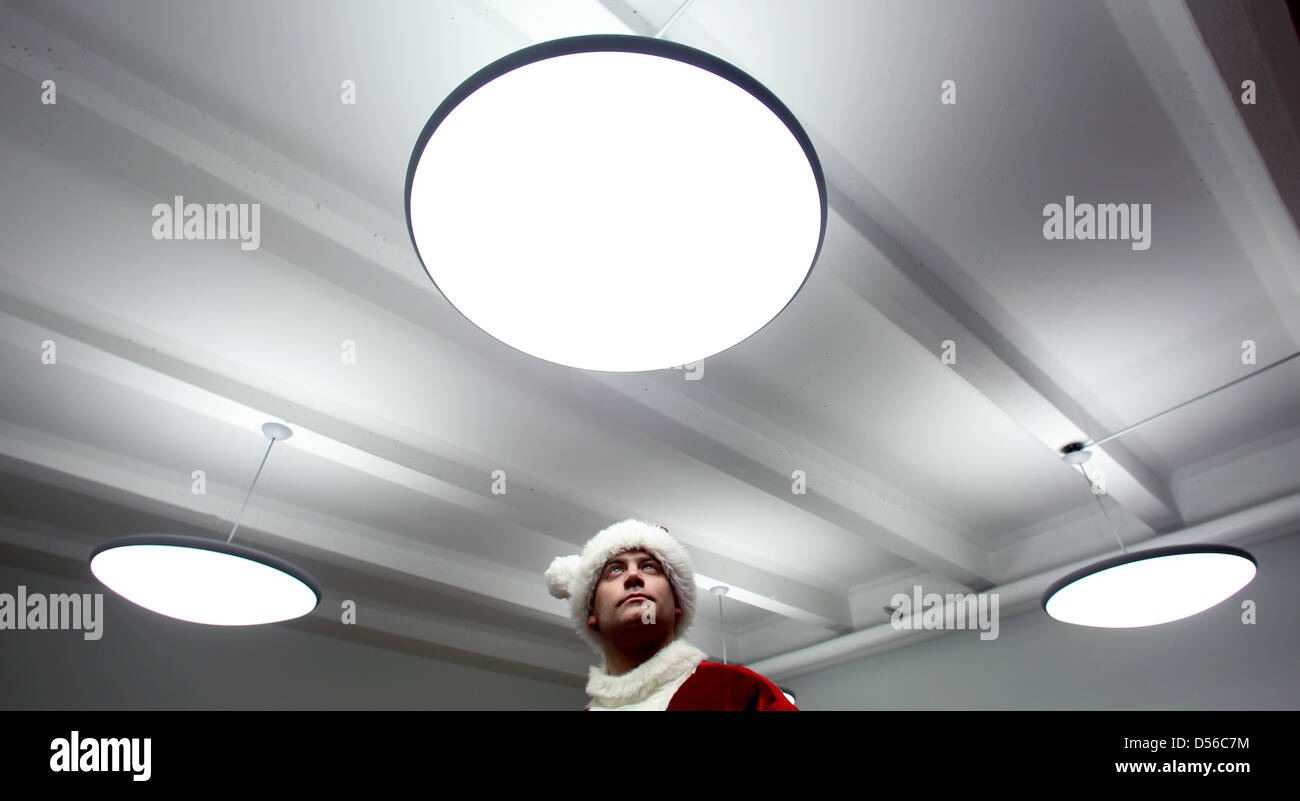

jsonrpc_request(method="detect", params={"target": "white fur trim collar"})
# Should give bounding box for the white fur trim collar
[586,640,707,708]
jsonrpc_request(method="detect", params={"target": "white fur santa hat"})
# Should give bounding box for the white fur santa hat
[545,519,696,655]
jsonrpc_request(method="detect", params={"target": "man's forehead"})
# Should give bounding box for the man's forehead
[603,549,658,566]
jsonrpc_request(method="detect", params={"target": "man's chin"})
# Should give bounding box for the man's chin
[609,611,670,637]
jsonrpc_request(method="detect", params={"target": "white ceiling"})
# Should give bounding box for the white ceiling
[2,0,1299,686]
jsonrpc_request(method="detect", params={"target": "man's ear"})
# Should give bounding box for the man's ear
[588,613,598,628]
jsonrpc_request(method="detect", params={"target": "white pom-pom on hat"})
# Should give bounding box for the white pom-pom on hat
[545,555,579,599]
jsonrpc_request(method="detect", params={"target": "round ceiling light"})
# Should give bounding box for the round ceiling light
[405,34,827,372]
[90,534,321,626]
[1041,544,1257,628]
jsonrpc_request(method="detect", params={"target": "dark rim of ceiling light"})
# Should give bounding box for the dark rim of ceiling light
[1040,543,1258,612]
[91,533,322,605]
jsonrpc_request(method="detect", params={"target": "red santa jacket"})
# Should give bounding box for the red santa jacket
[584,658,798,711]
[665,661,799,711]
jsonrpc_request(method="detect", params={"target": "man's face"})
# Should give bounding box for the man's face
[588,549,680,637]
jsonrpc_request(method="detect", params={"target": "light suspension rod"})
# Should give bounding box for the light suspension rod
[711,585,729,664]
[1079,463,1128,555]
[1082,350,1299,450]
[227,422,291,544]
[653,0,698,39]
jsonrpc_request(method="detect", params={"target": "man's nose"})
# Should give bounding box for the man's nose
[623,568,645,586]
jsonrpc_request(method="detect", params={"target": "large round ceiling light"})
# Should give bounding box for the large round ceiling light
[90,534,321,626]
[1041,544,1257,628]
[88,422,321,627]
[405,35,827,372]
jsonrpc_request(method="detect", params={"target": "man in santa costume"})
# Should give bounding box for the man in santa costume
[545,518,798,711]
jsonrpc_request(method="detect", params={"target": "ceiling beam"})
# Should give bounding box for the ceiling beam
[0,284,849,628]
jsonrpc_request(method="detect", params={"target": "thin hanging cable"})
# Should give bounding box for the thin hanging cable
[1078,463,1128,555]
[226,435,282,544]
[717,591,727,664]
[653,0,697,38]
[1083,350,1300,449]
